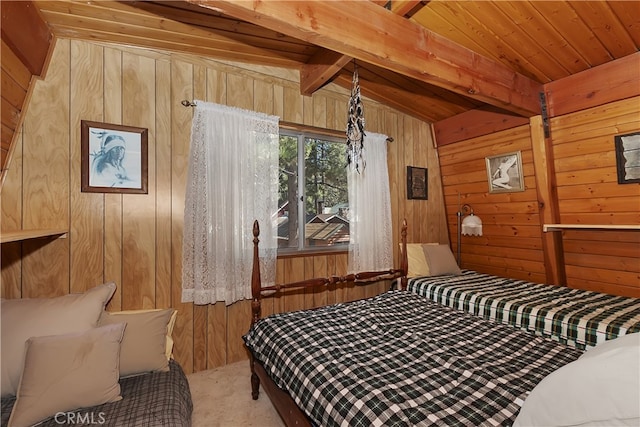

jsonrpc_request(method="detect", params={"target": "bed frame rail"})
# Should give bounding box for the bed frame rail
[251,219,408,325]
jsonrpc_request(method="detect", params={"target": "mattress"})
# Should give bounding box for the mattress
[408,270,640,350]
[1,359,193,427]
[244,290,582,427]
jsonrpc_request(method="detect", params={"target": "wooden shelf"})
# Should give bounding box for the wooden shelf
[543,224,640,232]
[1,229,68,243]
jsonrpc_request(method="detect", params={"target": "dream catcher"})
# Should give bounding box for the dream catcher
[346,63,365,172]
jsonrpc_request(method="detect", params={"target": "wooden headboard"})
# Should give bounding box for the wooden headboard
[249,219,409,325]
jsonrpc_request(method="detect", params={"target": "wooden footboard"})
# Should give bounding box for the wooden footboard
[247,219,408,425]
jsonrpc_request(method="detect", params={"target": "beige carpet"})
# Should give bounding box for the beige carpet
[187,361,285,427]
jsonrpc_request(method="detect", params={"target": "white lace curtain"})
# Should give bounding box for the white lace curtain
[182,101,279,305]
[347,132,393,273]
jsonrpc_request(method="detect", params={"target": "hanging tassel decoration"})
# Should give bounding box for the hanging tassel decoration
[346,64,365,172]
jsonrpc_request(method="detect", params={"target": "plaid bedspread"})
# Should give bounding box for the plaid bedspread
[244,291,583,427]
[1,360,193,427]
[408,270,640,350]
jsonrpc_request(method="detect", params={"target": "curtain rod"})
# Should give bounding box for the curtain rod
[180,100,394,143]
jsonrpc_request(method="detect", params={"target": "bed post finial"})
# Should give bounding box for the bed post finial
[400,219,408,290]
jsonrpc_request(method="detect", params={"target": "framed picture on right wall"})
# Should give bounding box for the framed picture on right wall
[485,151,525,194]
[614,131,640,184]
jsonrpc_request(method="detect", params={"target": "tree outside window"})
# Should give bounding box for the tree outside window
[278,131,349,252]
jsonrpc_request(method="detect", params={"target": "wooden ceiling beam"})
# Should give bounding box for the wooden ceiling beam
[190,0,542,116]
[544,52,640,118]
[333,73,462,123]
[300,0,429,97]
[36,1,310,67]
[433,109,530,146]
[300,49,352,96]
[1,0,53,77]
[390,1,429,18]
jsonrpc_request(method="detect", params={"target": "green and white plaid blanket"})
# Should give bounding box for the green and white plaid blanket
[245,291,582,427]
[408,270,640,349]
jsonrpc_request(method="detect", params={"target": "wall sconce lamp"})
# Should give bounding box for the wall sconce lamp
[457,203,482,265]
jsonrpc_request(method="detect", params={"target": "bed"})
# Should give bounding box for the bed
[245,290,584,426]
[243,220,639,426]
[407,269,640,350]
[0,360,193,427]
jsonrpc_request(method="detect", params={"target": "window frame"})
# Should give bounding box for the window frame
[277,124,349,255]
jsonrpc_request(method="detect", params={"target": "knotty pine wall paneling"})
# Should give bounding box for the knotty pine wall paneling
[438,124,548,284]
[550,97,640,297]
[436,96,639,297]
[0,39,445,373]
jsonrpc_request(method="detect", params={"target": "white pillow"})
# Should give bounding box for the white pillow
[580,332,640,361]
[513,333,640,427]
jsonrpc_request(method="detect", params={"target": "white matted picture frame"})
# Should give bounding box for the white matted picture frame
[81,120,148,194]
[485,151,524,193]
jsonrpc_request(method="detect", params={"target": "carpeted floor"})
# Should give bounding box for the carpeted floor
[187,360,285,427]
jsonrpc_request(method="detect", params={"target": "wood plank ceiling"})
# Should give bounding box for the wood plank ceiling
[5,0,640,169]
[33,0,639,122]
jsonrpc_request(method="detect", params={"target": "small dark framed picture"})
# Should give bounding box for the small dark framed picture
[407,166,428,200]
[614,132,640,184]
[81,120,148,194]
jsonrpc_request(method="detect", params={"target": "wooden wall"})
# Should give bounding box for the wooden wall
[439,124,546,283]
[437,96,640,297]
[0,38,446,373]
[550,97,640,297]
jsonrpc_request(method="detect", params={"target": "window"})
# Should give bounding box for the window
[278,129,349,253]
